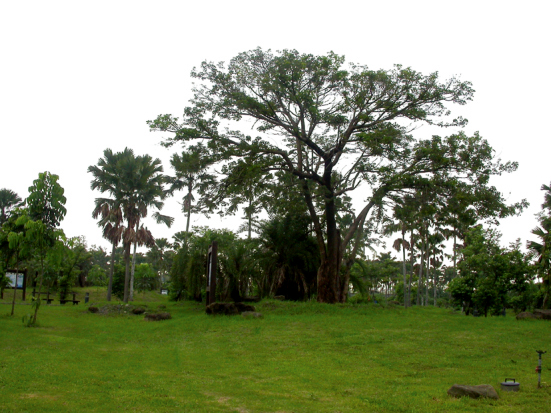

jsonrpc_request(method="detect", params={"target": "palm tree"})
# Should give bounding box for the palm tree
[0,189,23,225]
[92,197,124,301]
[88,148,173,303]
[169,144,213,248]
[147,238,173,290]
[527,183,551,308]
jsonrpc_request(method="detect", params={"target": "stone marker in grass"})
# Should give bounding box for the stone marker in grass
[447,384,499,400]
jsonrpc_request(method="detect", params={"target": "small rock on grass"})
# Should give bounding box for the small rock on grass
[242,311,263,319]
[144,312,172,321]
[447,384,499,400]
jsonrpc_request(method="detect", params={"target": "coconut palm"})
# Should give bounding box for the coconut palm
[0,189,23,225]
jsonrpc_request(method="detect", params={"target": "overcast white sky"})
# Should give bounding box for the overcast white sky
[1,0,549,254]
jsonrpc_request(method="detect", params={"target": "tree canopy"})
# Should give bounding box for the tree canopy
[149,48,523,303]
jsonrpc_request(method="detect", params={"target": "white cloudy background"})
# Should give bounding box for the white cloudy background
[1,0,549,253]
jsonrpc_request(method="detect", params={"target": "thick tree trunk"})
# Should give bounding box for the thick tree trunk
[317,187,342,304]
[317,257,340,303]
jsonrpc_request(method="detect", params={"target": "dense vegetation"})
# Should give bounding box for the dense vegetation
[1,49,549,315]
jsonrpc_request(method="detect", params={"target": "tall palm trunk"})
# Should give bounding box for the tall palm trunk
[416,238,424,306]
[123,244,131,303]
[408,230,415,307]
[433,253,437,306]
[401,227,407,308]
[107,241,115,301]
[130,217,143,301]
[130,240,138,301]
[184,186,192,248]
[425,238,430,306]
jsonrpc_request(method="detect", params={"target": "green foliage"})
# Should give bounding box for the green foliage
[87,264,107,287]
[150,48,525,303]
[449,226,534,316]
[21,313,33,327]
[255,213,319,300]
[110,263,126,301]
[134,263,157,294]
[169,227,245,302]
[0,188,23,225]
[27,172,67,229]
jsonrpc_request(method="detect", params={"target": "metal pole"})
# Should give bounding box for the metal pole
[536,350,546,388]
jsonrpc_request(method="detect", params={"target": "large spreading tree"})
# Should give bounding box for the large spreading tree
[149,48,520,303]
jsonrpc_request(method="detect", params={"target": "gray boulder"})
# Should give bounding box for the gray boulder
[534,309,551,320]
[516,312,538,320]
[447,384,499,400]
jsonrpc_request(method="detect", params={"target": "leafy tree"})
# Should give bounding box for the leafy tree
[134,263,157,296]
[0,210,28,315]
[57,236,91,298]
[146,238,174,289]
[0,189,23,225]
[449,226,533,316]
[149,48,518,303]
[87,264,107,293]
[22,171,66,324]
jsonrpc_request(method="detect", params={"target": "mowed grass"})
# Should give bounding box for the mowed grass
[1,290,550,413]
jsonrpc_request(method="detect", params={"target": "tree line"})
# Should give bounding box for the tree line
[2,49,549,314]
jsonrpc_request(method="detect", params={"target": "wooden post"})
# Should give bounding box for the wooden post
[206,241,218,307]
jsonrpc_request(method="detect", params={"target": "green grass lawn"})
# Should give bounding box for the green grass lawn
[1,290,550,412]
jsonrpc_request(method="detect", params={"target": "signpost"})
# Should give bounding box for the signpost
[206,241,218,306]
[5,270,27,301]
